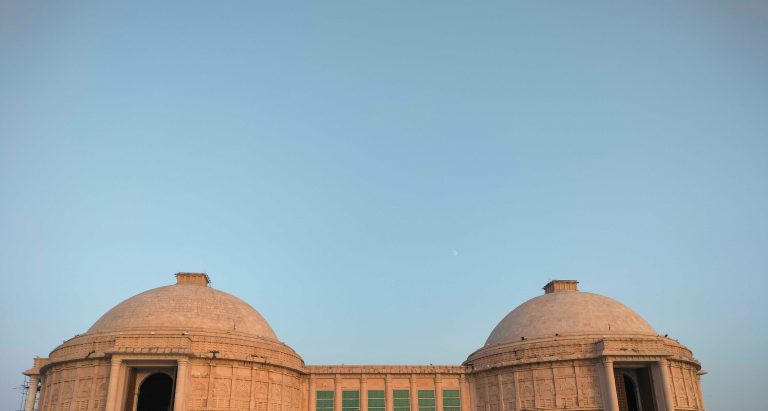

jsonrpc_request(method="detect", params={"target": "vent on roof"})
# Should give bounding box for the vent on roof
[543,280,578,294]
[175,272,210,286]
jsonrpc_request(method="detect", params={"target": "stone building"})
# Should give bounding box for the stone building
[22,273,705,411]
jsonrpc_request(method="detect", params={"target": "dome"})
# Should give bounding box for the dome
[87,273,278,340]
[485,280,655,345]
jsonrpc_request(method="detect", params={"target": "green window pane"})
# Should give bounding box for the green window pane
[442,391,460,399]
[369,390,385,411]
[342,391,360,411]
[317,391,335,411]
[443,399,460,407]
[418,391,435,399]
[393,391,410,399]
[393,389,410,411]
[343,391,361,399]
[418,390,435,411]
[442,389,461,411]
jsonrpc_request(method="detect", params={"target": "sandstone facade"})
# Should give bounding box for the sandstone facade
[23,274,705,411]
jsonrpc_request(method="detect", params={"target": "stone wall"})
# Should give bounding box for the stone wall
[471,360,602,411]
[668,360,704,410]
[38,360,111,411]
[186,359,304,411]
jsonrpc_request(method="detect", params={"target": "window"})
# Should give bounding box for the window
[394,390,410,411]
[343,391,360,411]
[418,391,435,411]
[317,391,334,411]
[369,390,385,411]
[442,390,460,411]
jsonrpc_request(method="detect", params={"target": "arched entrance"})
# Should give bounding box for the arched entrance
[615,367,657,411]
[623,374,640,411]
[136,373,174,411]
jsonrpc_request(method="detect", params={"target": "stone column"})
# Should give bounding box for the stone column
[410,375,418,411]
[310,376,317,411]
[174,359,188,411]
[435,375,443,411]
[459,374,470,411]
[657,360,676,411]
[385,375,393,411]
[105,357,122,411]
[24,375,39,411]
[361,376,368,411]
[601,360,619,411]
[335,375,342,411]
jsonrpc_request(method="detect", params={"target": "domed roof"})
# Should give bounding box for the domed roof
[87,273,277,340]
[485,280,655,345]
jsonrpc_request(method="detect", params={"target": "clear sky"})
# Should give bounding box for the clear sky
[1,2,766,410]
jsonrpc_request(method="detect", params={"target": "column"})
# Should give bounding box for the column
[658,360,676,411]
[385,375,393,411]
[174,359,189,411]
[361,376,368,411]
[335,375,342,411]
[495,374,502,411]
[310,376,317,411]
[435,376,443,411]
[459,374,470,411]
[250,366,257,411]
[601,360,619,411]
[410,375,418,411]
[105,357,122,411]
[24,375,39,411]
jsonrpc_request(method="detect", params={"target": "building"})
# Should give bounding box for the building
[22,273,706,411]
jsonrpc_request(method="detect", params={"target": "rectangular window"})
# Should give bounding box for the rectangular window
[343,391,360,411]
[317,391,334,411]
[418,391,435,411]
[442,390,460,411]
[368,390,385,411]
[393,390,410,411]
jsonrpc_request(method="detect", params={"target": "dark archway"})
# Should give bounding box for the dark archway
[137,373,174,411]
[623,374,640,411]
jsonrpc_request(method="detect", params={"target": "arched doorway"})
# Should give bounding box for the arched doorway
[136,373,174,411]
[623,374,640,411]
[615,367,657,411]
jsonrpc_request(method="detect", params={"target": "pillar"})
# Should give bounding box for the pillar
[361,376,368,411]
[601,360,619,411]
[174,359,188,411]
[105,357,122,411]
[385,375,393,411]
[459,374,470,411]
[335,375,342,411]
[657,360,676,411]
[310,376,317,411]
[24,375,39,411]
[435,375,442,411]
[410,375,418,411]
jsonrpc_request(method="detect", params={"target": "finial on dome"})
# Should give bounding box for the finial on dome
[175,272,210,286]
[543,280,578,294]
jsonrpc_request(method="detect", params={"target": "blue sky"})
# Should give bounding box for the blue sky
[1,2,766,410]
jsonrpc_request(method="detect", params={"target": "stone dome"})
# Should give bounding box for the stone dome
[87,273,278,340]
[485,280,655,345]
